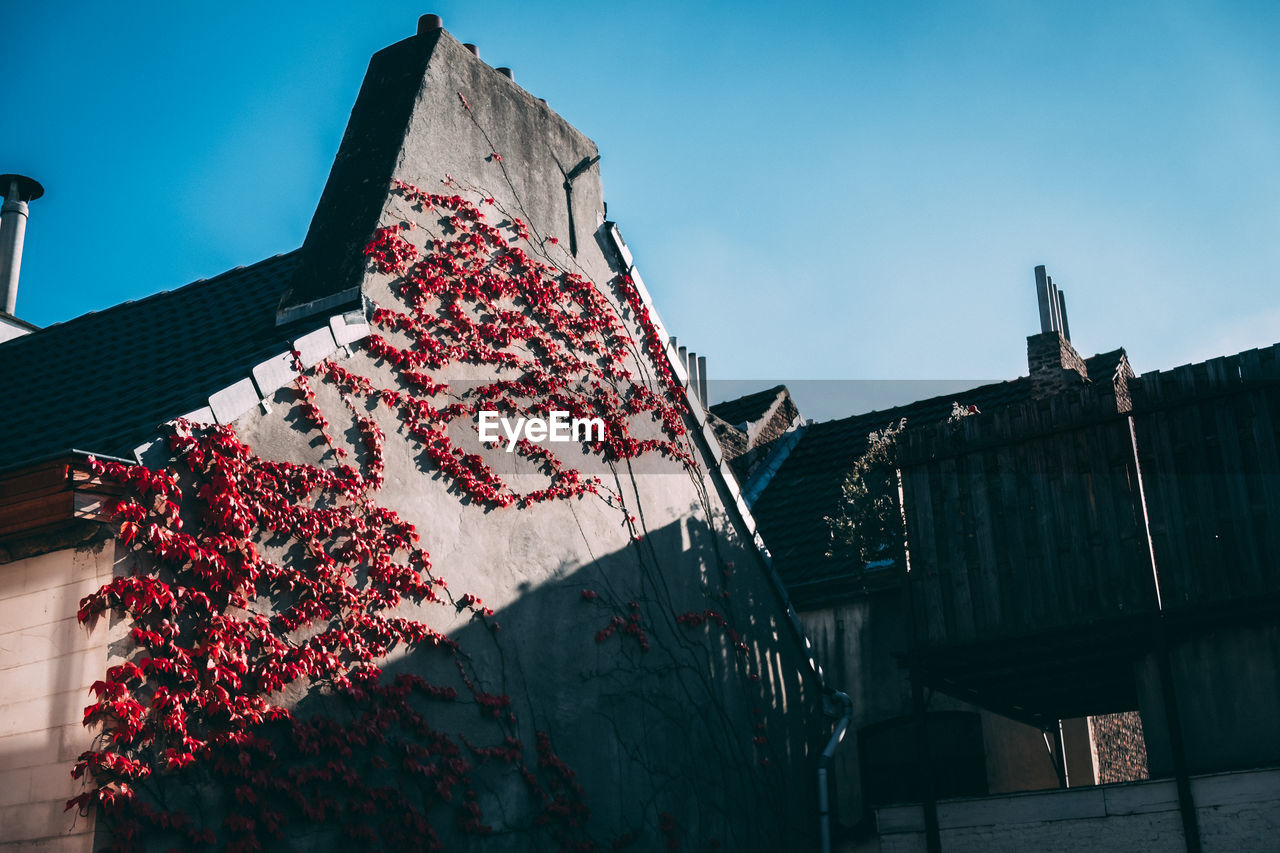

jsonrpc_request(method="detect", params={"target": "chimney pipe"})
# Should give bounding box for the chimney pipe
[1056,289,1071,343]
[696,355,708,408]
[0,174,44,316]
[417,14,443,34]
[1034,265,1055,334]
[463,43,480,57]
[688,351,700,405]
[1034,264,1073,338]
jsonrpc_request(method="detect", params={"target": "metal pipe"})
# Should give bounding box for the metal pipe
[1057,289,1072,342]
[819,690,852,853]
[1034,265,1055,334]
[696,355,708,408]
[687,351,700,405]
[0,174,44,316]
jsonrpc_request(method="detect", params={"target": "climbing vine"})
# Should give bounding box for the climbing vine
[66,163,784,851]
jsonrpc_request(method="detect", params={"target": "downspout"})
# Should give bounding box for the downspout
[819,689,852,853]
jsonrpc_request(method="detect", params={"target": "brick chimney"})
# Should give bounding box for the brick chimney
[1027,265,1087,398]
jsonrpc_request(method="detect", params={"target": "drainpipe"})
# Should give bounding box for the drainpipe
[0,174,44,316]
[819,689,852,853]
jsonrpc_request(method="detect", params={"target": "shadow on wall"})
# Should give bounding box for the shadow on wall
[111,513,827,852]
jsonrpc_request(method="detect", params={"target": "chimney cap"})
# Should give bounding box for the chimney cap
[417,14,443,34]
[0,175,43,203]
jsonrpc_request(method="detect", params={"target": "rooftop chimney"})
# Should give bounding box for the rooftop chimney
[0,174,43,317]
[1034,264,1071,341]
[1027,265,1087,398]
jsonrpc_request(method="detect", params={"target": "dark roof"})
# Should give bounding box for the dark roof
[752,349,1130,596]
[1085,348,1129,384]
[751,377,1031,591]
[0,252,300,473]
[709,384,787,428]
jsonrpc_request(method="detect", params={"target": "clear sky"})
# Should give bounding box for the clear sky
[4,1,1279,419]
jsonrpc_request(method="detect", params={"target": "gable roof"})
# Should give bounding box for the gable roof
[1085,348,1130,384]
[709,384,789,428]
[0,252,299,473]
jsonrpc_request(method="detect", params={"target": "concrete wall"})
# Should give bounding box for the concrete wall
[0,542,115,852]
[877,766,1280,853]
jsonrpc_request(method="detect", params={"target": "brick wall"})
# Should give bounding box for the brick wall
[1027,332,1088,399]
[1090,711,1149,784]
[0,542,116,852]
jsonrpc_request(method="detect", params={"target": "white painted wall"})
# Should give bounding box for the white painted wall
[876,766,1280,853]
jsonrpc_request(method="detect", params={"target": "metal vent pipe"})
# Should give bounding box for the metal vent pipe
[0,174,44,316]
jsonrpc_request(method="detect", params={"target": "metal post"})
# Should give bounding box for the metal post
[911,665,942,853]
[1155,618,1202,853]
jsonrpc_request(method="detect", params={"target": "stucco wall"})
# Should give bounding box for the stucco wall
[0,541,115,851]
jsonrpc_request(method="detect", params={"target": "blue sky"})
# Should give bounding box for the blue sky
[4,1,1279,418]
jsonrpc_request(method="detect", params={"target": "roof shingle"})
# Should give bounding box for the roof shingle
[0,252,300,473]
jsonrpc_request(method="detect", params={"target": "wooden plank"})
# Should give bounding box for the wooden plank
[1250,385,1280,583]
[938,455,975,641]
[1165,367,1209,604]
[1215,388,1260,592]
[72,490,114,523]
[929,460,960,643]
[1080,423,1116,613]
[1185,394,1227,604]
[0,459,70,500]
[902,463,947,645]
[966,447,1002,635]
[995,431,1033,638]
[1026,416,1060,631]
[1106,420,1157,611]
[0,491,75,538]
[1053,413,1086,619]
[1135,406,1186,604]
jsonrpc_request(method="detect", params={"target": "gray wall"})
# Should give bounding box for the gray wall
[1137,624,1280,778]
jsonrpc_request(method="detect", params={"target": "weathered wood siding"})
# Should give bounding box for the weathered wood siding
[898,387,1157,646]
[1131,343,1280,609]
